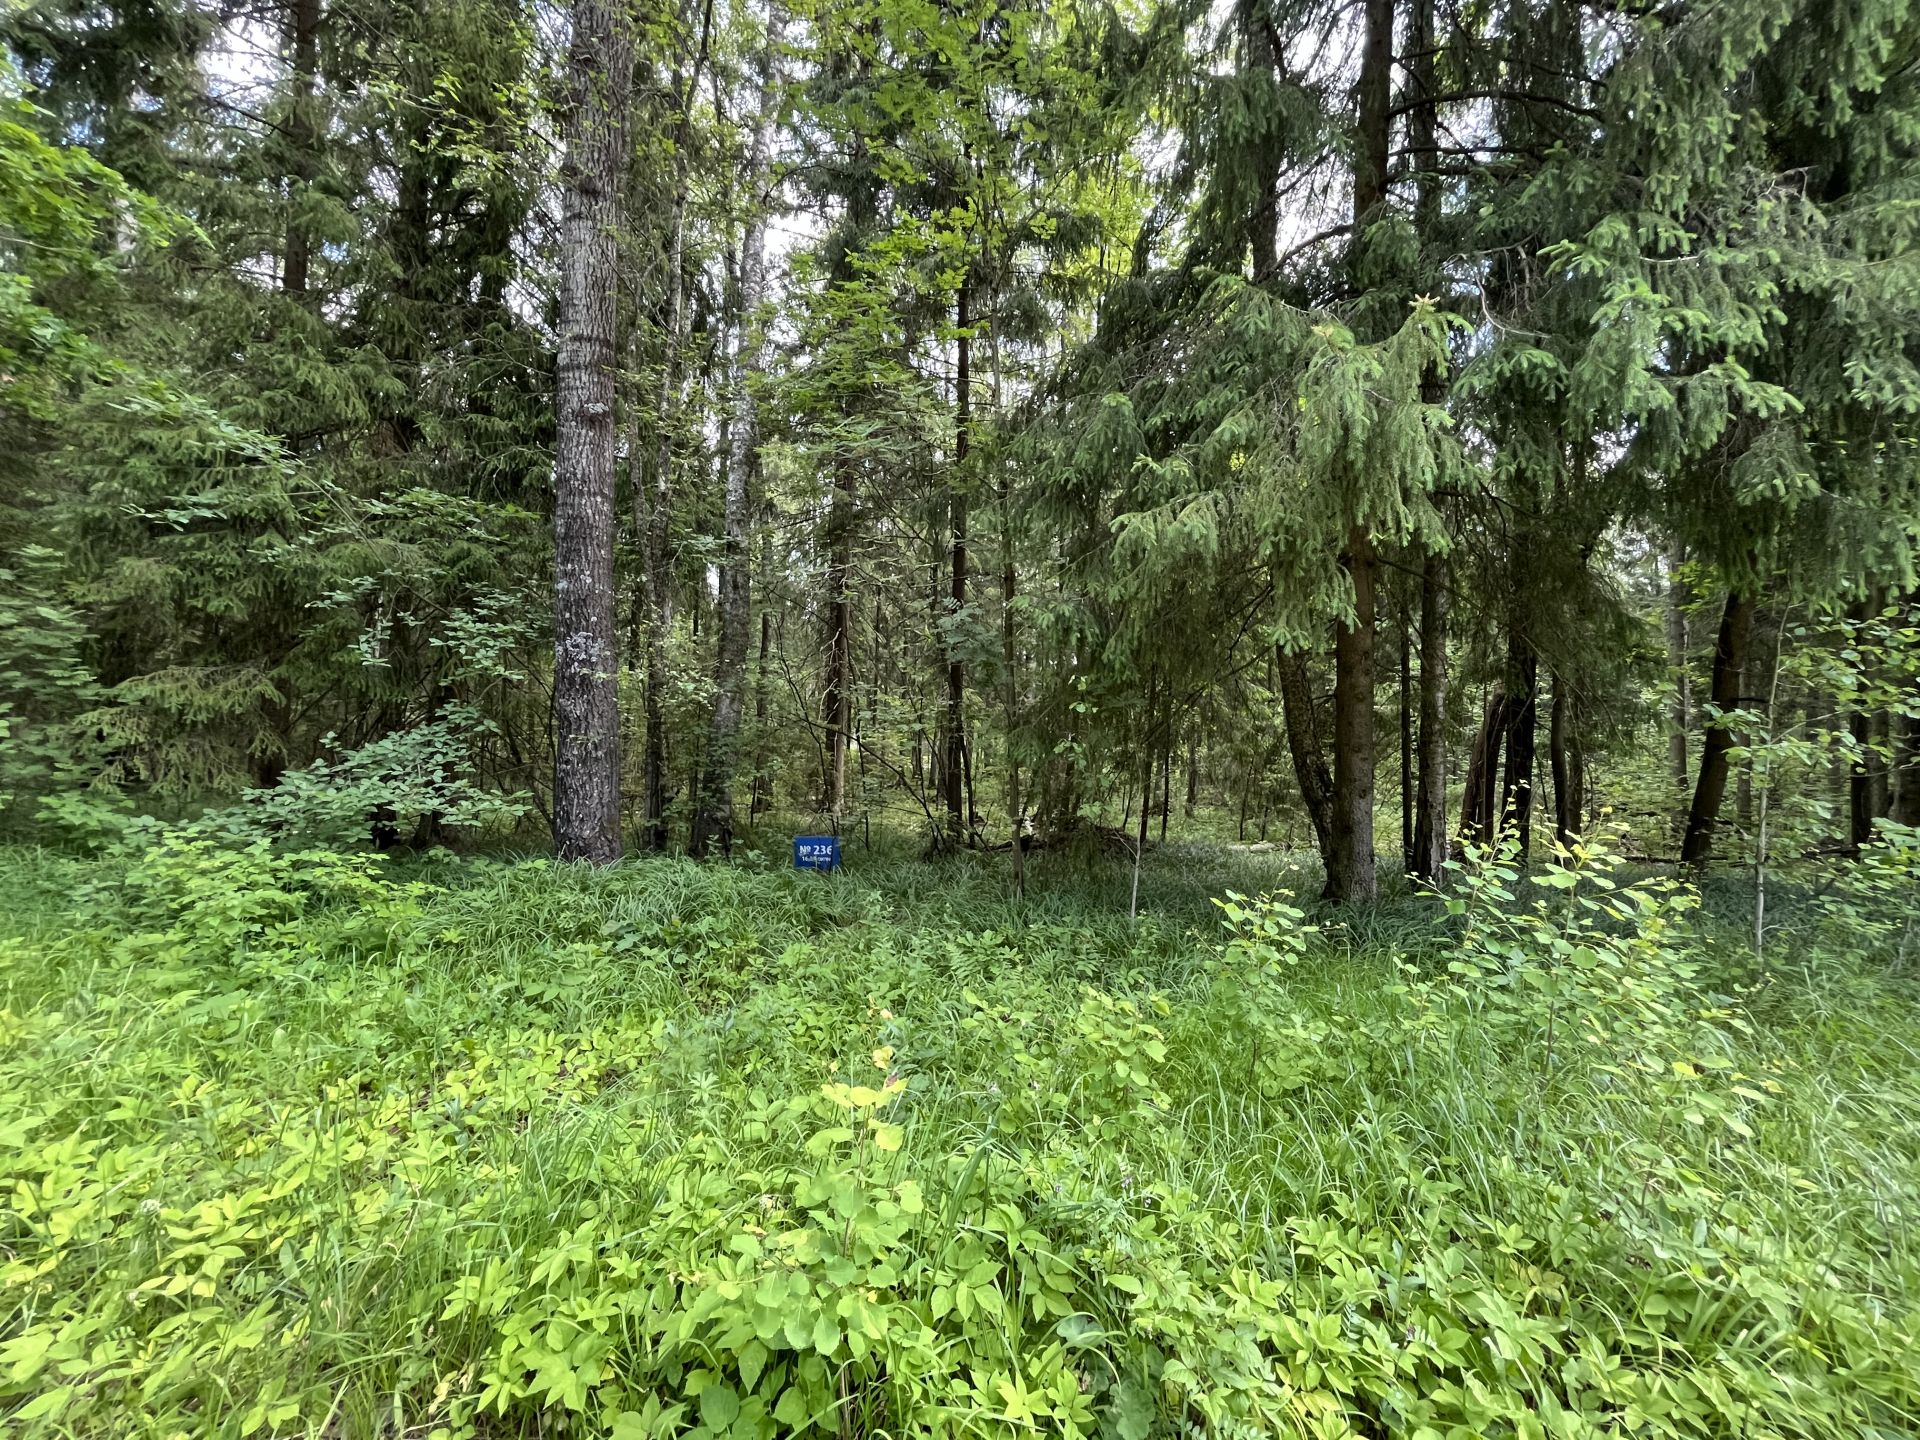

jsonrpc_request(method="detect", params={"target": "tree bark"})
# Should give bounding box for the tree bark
[1398,594,1413,872]
[1666,544,1690,789]
[1321,0,1391,902]
[1159,739,1172,843]
[1405,0,1448,888]
[1352,0,1393,226]
[1550,673,1583,850]
[639,119,692,851]
[1499,625,1538,855]
[823,459,853,818]
[690,48,773,858]
[1894,709,1920,827]
[1275,645,1334,860]
[281,0,321,303]
[996,329,1023,895]
[750,603,772,821]
[1849,590,1890,849]
[942,281,971,847]
[1896,592,1920,826]
[1410,551,1449,882]
[551,0,632,864]
[1326,531,1377,901]
[1681,590,1754,864]
[1461,689,1506,850]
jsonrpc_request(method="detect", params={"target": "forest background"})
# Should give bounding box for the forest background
[5,0,1920,1436]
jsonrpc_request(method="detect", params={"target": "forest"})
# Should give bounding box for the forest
[3,0,1920,1434]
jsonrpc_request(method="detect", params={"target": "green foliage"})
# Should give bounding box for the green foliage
[3,839,1917,1436]
[0,549,99,820]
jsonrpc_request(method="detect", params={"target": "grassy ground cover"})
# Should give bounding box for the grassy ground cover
[2,834,1917,1438]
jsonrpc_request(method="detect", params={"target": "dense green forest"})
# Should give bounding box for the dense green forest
[4,0,1920,1434]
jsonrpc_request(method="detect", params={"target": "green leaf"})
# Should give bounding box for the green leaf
[698,1382,740,1431]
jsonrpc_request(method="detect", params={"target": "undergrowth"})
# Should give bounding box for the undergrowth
[1,834,1917,1438]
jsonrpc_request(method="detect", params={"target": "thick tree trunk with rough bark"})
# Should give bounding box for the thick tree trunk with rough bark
[1411,552,1449,882]
[1681,590,1754,864]
[551,0,632,864]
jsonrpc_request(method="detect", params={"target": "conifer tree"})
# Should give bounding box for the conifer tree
[551,0,633,862]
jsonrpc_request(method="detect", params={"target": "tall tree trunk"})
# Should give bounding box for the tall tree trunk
[1185,733,1200,819]
[1159,740,1171,843]
[1894,710,1920,827]
[551,0,632,864]
[1398,594,1413,872]
[691,50,773,858]
[750,604,772,821]
[1404,0,1449,887]
[1550,674,1583,850]
[281,0,321,303]
[995,322,1023,896]
[943,281,971,847]
[1896,592,1920,826]
[1666,544,1691,844]
[1411,552,1449,882]
[1849,589,1890,848]
[1681,590,1755,864]
[1276,646,1334,861]
[1327,532,1378,901]
[1130,674,1155,919]
[1461,690,1506,849]
[1321,0,1391,903]
[1499,625,1538,855]
[823,458,853,817]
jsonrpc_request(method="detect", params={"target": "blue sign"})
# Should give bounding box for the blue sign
[793,835,841,871]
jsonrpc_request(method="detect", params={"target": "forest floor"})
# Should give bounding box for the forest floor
[2,833,1917,1438]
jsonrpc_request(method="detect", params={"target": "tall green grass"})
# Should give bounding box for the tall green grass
[1,836,1916,1437]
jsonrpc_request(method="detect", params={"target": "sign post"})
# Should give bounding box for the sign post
[793,835,841,872]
